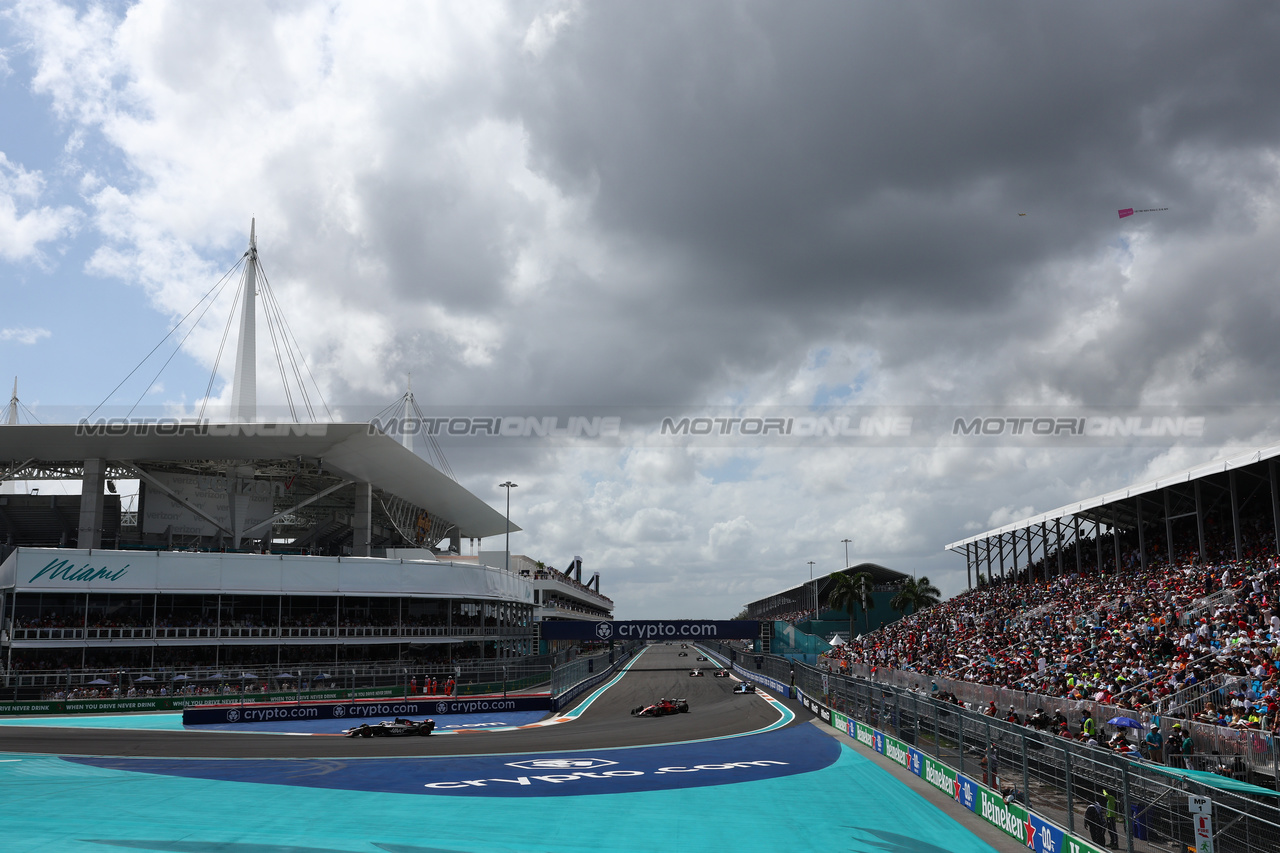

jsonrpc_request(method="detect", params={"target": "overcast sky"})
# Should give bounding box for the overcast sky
[3,1,1280,618]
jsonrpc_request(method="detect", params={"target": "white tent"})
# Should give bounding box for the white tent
[828,634,847,647]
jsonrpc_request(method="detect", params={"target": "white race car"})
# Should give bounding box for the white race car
[689,668,704,677]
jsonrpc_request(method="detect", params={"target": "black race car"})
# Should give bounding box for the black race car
[344,718,436,737]
[696,655,708,661]
[677,651,688,657]
[733,682,757,694]
[631,698,690,717]
[713,669,731,678]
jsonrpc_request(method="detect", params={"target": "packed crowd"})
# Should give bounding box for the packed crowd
[771,608,817,625]
[822,544,1280,742]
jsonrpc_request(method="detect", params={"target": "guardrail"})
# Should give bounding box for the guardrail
[708,641,1280,853]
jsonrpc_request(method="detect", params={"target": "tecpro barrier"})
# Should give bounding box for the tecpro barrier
[183,695,550,725]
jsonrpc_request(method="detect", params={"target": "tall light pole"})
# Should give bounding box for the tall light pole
[842,538,852,569]
[807,560,816,614]
[499,481,517,574]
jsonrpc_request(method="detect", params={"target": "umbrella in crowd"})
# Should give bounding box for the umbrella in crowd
[1107,716,1144,729]
[238,672,258,680]
[86,679,110,686]
[172,674,190,681]
[275,673,295,680]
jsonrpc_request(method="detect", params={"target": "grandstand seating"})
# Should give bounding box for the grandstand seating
[821,548,1280,745]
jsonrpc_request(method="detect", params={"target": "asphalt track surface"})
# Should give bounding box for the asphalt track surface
[0,645,787,758]
[0,644,1020,853]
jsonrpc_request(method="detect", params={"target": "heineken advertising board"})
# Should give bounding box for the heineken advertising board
[809,692,1106,853]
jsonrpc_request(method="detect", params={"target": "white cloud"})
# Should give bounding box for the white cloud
[0,326,52,344]
[0,152,80,262]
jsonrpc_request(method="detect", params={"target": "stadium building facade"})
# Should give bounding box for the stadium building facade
[0,424,614,682]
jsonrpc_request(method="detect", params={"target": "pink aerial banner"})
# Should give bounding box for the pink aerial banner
[1118,208,1135,218]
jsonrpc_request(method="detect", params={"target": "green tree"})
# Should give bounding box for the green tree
[889,576,944,619]
[828,570,876,636]
[889,581,915,620]
[912,575,942,611]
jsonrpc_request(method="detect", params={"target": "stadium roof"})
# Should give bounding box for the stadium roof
[945,441,1280,551]
[0,422,516,539]
[749,562,911,607]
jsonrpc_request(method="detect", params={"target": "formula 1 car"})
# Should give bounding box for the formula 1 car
[689,668,703,677]
[733,682,757,694]
[696,655,708,661]
[677,651,688,657]
[713,669,731,678]
[344,718,436,737]
[631,698,690,716]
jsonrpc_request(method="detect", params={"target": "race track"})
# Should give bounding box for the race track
[0,644,785,758]
[0,645,1015,853]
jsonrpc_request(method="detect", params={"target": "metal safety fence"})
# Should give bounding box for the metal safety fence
[550,642,639,698]
[817,659,1280,788]
[709,642,1280,853]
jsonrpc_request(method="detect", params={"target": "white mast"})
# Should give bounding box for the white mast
[1,377,19,492]
[229,219,258,422]
[5,377,16,425]
[400,373,414,450]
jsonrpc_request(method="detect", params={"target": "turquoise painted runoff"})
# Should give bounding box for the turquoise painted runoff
[0,740,997,852]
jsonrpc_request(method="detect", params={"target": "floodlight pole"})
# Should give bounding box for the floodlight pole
[808,560,817,614]
[842,538,852,569]
[500,481,517,574]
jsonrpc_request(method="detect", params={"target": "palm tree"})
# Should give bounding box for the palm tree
[889,581,915,620]
[890,576,944,619]
[912,575,942,612]
[827,570,876,636]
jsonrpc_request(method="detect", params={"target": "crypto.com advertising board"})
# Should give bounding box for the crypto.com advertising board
[539,620,759,641]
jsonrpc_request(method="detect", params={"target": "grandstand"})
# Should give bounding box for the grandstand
[816,442,1280,792]
[743,562,913,659]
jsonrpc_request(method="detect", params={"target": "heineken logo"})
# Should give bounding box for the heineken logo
[28,558,129,584]
[884,740,910,768]
[980,793,1026,842]
[856,725,875,747]
[924,762,952,794]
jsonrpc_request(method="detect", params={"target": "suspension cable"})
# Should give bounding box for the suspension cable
[198,260,247,420]
[88,256,245,420]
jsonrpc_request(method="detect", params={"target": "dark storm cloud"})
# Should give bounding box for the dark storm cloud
[481,1,1280,409]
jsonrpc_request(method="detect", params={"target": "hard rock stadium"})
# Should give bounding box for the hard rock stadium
[2,227,1278,853]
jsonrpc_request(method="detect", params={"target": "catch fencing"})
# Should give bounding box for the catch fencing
[817,659,1280,787]
[709,641,1280,853]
